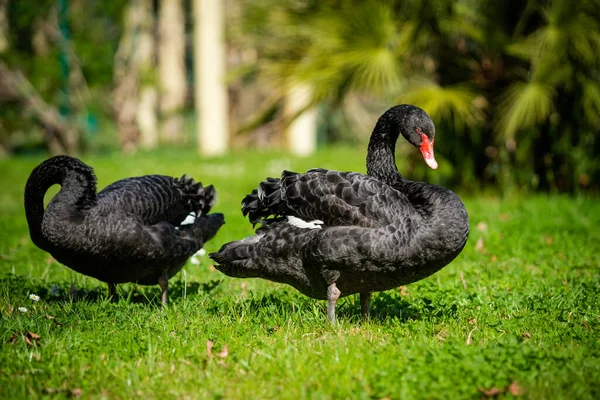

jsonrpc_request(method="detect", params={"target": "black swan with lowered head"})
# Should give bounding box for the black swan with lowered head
[210,105,469,322]
[25,156,225,304]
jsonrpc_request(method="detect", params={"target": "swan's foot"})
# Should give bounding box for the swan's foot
[360,292,371,320]
[327,283,341,324]
[158,272,169,305]
[107,283,117,300]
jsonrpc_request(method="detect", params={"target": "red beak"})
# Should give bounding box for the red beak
[419,133,438,169]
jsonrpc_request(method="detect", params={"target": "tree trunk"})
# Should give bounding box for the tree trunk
[0,0,8,54]
[113,0,158,153]
[136,0,158,149]
[0,62,80,155]
[194,0,228,155]
[158,0,186,144]
[285,83,317,156]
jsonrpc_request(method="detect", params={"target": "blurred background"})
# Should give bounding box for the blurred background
[1,0,599,194]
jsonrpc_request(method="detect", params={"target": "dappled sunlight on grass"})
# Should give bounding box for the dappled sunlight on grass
[1,150,599,398]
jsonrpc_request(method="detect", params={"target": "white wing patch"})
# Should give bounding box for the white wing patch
[286,216,323,229]
[180,212,196,226]
[240,233,265,244]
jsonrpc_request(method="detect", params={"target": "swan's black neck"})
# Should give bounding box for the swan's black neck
[24,156,97,248]
[366,111,403,186]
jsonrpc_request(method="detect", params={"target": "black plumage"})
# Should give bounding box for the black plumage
[24,155,225,304]
[210,105,469,322]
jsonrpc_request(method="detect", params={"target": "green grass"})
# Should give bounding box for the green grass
[1,148,599,399]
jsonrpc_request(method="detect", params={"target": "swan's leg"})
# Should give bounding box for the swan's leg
[360,292,371,319]
[107,283,117,300]
[158,271,169,305]
[327,283,341,323]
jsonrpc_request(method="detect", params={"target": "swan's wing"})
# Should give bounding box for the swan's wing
[244,169,415,228]
[71,210,222,264]
[97,175,216,226]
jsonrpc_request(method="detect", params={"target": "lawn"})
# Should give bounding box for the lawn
[1,148,599,399]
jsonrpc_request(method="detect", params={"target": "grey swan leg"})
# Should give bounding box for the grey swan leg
[327,283,341,324]
[107,283,117,300]
[158,271,169,305]
[360,292,371,320]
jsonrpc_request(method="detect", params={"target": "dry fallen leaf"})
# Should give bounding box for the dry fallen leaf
[544,235,553,245]
[206,339,214,358]
[476,221,488,232]
[208,265,216,272]
[498,213,510,221]
[216,344,229,359]
[46,314,62,327]
[478,387,504,397]
[9,333,18,345]
[71,388,82,398]
[23,331,41,346]
[475,237,486,253]
[490,255,497,262]
[522,332,532,339]
[207,339,229,360]
[508,382,521,396]
[398,286,409,296]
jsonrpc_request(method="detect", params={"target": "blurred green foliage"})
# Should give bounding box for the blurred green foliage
[0,0,125,151]
[232,0,600,193]
[1,0,599,194]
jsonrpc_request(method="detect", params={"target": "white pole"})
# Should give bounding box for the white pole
[194,0,229,155]
[286,83,317,156]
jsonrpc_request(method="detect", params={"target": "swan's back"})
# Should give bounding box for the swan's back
[96,175,216,226]
[245,169,421,229]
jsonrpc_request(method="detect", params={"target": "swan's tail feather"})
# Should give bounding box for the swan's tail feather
[199,185,217,215]
[176,175,217,215]
[242,176,290,225]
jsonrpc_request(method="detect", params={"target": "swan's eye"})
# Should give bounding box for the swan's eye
[416,127,422,133]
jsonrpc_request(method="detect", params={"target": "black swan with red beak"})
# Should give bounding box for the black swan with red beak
[210,105,469,322]
[24,156,224,304]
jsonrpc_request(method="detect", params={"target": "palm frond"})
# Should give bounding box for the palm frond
[581,78,600,125]
[398,80,484,131]
[495,81,555,138]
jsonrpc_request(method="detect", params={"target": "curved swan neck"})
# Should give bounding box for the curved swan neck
[366,113,403,185]
[24,157,97,247]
